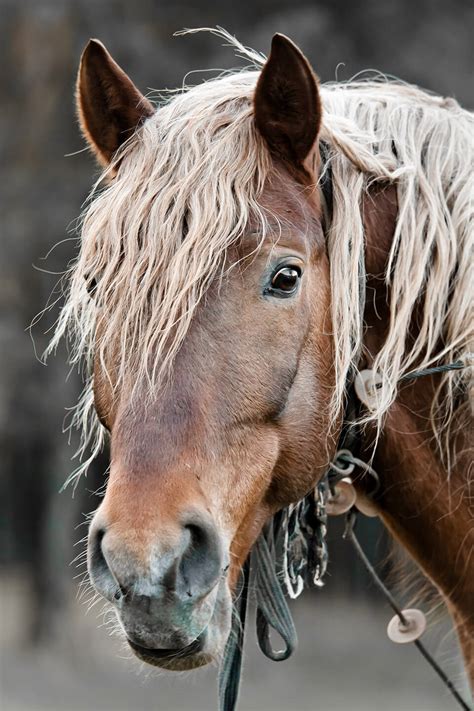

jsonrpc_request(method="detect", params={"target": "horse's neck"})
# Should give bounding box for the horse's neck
[359,184,474,679]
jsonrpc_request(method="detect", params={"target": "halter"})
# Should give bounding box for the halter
[218,362,472,711]
[217,143,472,709]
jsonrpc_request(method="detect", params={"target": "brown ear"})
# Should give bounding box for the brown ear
[77,39,154,166]
[254,34,321,168]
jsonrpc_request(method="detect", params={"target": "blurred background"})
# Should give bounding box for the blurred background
[1,0,472,709]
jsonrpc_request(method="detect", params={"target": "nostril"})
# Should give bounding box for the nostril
[88,525,124,603]
[177,517,222,601]
[89,526,106,573]
[185,523,209,562]
[182,524,206,593]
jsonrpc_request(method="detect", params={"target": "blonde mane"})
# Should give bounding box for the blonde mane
[48,30,473,485]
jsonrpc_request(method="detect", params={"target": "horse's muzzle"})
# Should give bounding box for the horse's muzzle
[87,506,229,663]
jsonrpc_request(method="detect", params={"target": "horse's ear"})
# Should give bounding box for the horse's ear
[77,39,154,166]
[254,34,321,169]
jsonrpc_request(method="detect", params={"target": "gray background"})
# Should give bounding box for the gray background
[1,0,473,709]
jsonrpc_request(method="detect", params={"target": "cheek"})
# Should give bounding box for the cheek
[206,425,280,536]
[221,430,282,587]
[266,356,334,507]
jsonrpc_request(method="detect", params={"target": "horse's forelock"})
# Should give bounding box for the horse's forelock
[50,70,277,485]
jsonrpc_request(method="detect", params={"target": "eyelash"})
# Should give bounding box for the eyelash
[264,264,302,298]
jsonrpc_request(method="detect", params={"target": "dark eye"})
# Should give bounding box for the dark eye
[267,266,302,297]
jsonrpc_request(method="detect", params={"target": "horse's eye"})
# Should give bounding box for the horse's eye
[268,266,302,296]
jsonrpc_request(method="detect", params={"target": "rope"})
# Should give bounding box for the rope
[217,357,473,711]
[344,511,472,711]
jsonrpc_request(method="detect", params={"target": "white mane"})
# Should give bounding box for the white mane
[48,29,473,485]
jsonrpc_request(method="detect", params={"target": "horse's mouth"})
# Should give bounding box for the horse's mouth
[128,633,212,670]
[121,578,232,670]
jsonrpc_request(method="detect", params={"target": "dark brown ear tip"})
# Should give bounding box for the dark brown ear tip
[270,33,300,56]
[271,33,291,45]
[82,38,108,61]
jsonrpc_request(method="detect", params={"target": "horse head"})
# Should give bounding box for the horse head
[76,35,338,669]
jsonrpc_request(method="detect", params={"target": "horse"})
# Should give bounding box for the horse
[50,28,473,706]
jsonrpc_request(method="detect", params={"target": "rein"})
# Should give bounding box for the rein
[218,358,473,711]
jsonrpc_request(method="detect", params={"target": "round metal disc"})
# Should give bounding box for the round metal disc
[355,493,379,518]
[326,480,357,516]
[387,609,427,644]
[354,369,384,409]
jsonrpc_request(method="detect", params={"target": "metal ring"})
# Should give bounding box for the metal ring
[330,448,356,476]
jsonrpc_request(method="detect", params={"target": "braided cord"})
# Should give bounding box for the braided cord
[399,358,470,381]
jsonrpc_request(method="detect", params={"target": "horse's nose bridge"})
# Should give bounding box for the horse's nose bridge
[97,484,180,574]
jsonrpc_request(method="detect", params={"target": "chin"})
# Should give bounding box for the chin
[129,641,215,670]
[125,582,232,672]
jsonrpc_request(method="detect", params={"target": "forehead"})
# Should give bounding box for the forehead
[244,162,324,256]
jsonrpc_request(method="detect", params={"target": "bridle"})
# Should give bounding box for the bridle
[218,358,472,711]
[218,148,472,709]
